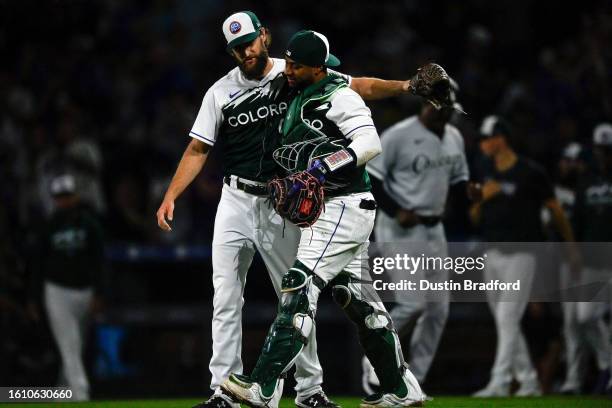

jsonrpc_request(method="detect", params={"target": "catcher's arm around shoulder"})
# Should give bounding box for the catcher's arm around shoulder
[156,139,211,231]
[350,77,411,101]
[350,63,453,110]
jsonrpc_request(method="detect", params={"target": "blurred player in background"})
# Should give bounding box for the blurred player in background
[156,10,430,408]
[568,123,612,394]
[362,84,480,393]
[28,174,106,401]
[470,116,578,397]
[551,140,609,394]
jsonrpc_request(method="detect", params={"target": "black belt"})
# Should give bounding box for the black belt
[359,199,377,210]
[418,215,442,227]
[223,176,268,196]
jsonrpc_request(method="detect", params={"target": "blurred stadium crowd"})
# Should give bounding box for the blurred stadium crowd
[1,0,611,399]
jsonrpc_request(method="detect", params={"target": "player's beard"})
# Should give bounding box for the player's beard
[238,48,269,80]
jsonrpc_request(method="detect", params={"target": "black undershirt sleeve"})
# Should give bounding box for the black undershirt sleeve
[370,175,401,217]
[449,180,468,204]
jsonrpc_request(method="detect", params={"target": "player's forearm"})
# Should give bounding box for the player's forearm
[164,140,210,201]
[348,129,382,166]
[371,176,401,217]
[547,199,575,242]
[350,77,410,101]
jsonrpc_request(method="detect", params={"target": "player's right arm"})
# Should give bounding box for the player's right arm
[157,139,211,231]
[157,81,223,231]
[365,125,419,226]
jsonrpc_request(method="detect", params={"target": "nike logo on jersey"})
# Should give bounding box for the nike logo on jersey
[314,102,331,112]
[229,90,241,99]
[414,139,424,145]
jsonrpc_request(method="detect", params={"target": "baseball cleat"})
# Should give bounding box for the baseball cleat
[559,380,580,395]
[360,367,426,407]
[472,381,511,397]
[515,381,542,397]
[192,389,239,408]
[221,373,283,408]
[295,391,341,408]
[360,393,424,407]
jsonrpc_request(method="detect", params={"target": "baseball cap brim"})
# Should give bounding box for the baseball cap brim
[226,31,260,51]
[325,53,340,67]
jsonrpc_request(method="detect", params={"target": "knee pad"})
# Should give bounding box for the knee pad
[276,288,314,343]
[278,262,319,341]
[332,283,352,308]
[252,263,319,384]
[331,274,394,331]
[331,274,404,392]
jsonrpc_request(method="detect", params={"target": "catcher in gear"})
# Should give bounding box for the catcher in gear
[157,10,455,408]
[222,30,426,408]
[268,62,456,228]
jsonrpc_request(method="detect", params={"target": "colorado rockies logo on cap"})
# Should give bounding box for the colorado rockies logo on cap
[222,11,262,51]
[229,21,242,34]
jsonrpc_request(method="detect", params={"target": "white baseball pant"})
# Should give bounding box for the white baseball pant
[374,211,449,383]
[297,192,424,403]
[560,263,610,391]
[210,179,322,397]
[44,281,92,401]
[483,249,538,387]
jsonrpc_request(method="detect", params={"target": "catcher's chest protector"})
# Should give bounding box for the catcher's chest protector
[274,76,371,196]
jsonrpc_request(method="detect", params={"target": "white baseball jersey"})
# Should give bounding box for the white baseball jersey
[189,58,350,181]
[366,116,469,216]
[187,58,349,396]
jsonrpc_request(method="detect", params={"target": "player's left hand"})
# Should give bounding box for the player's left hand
[267,172,325,227]
[307,159,327,184]
[396,209,420,228]
[408,63,452,110]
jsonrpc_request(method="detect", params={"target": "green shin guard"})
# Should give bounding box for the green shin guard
[331,274,405,393]
[251,262,319,398]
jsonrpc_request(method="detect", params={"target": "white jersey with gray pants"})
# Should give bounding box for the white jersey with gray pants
[45,281,92,401]
[366,116,469,382]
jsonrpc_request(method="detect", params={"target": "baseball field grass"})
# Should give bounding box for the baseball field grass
[9,396,612,408]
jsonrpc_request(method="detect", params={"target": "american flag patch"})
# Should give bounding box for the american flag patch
[323,149,353,172]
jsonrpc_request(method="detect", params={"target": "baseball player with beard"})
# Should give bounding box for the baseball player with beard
[361,88,478,393]
[156,11,433,408]
[221,29,426,408]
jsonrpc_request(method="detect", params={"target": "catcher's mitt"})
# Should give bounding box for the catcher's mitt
[408,63,453,110]
[267,171,324,228]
